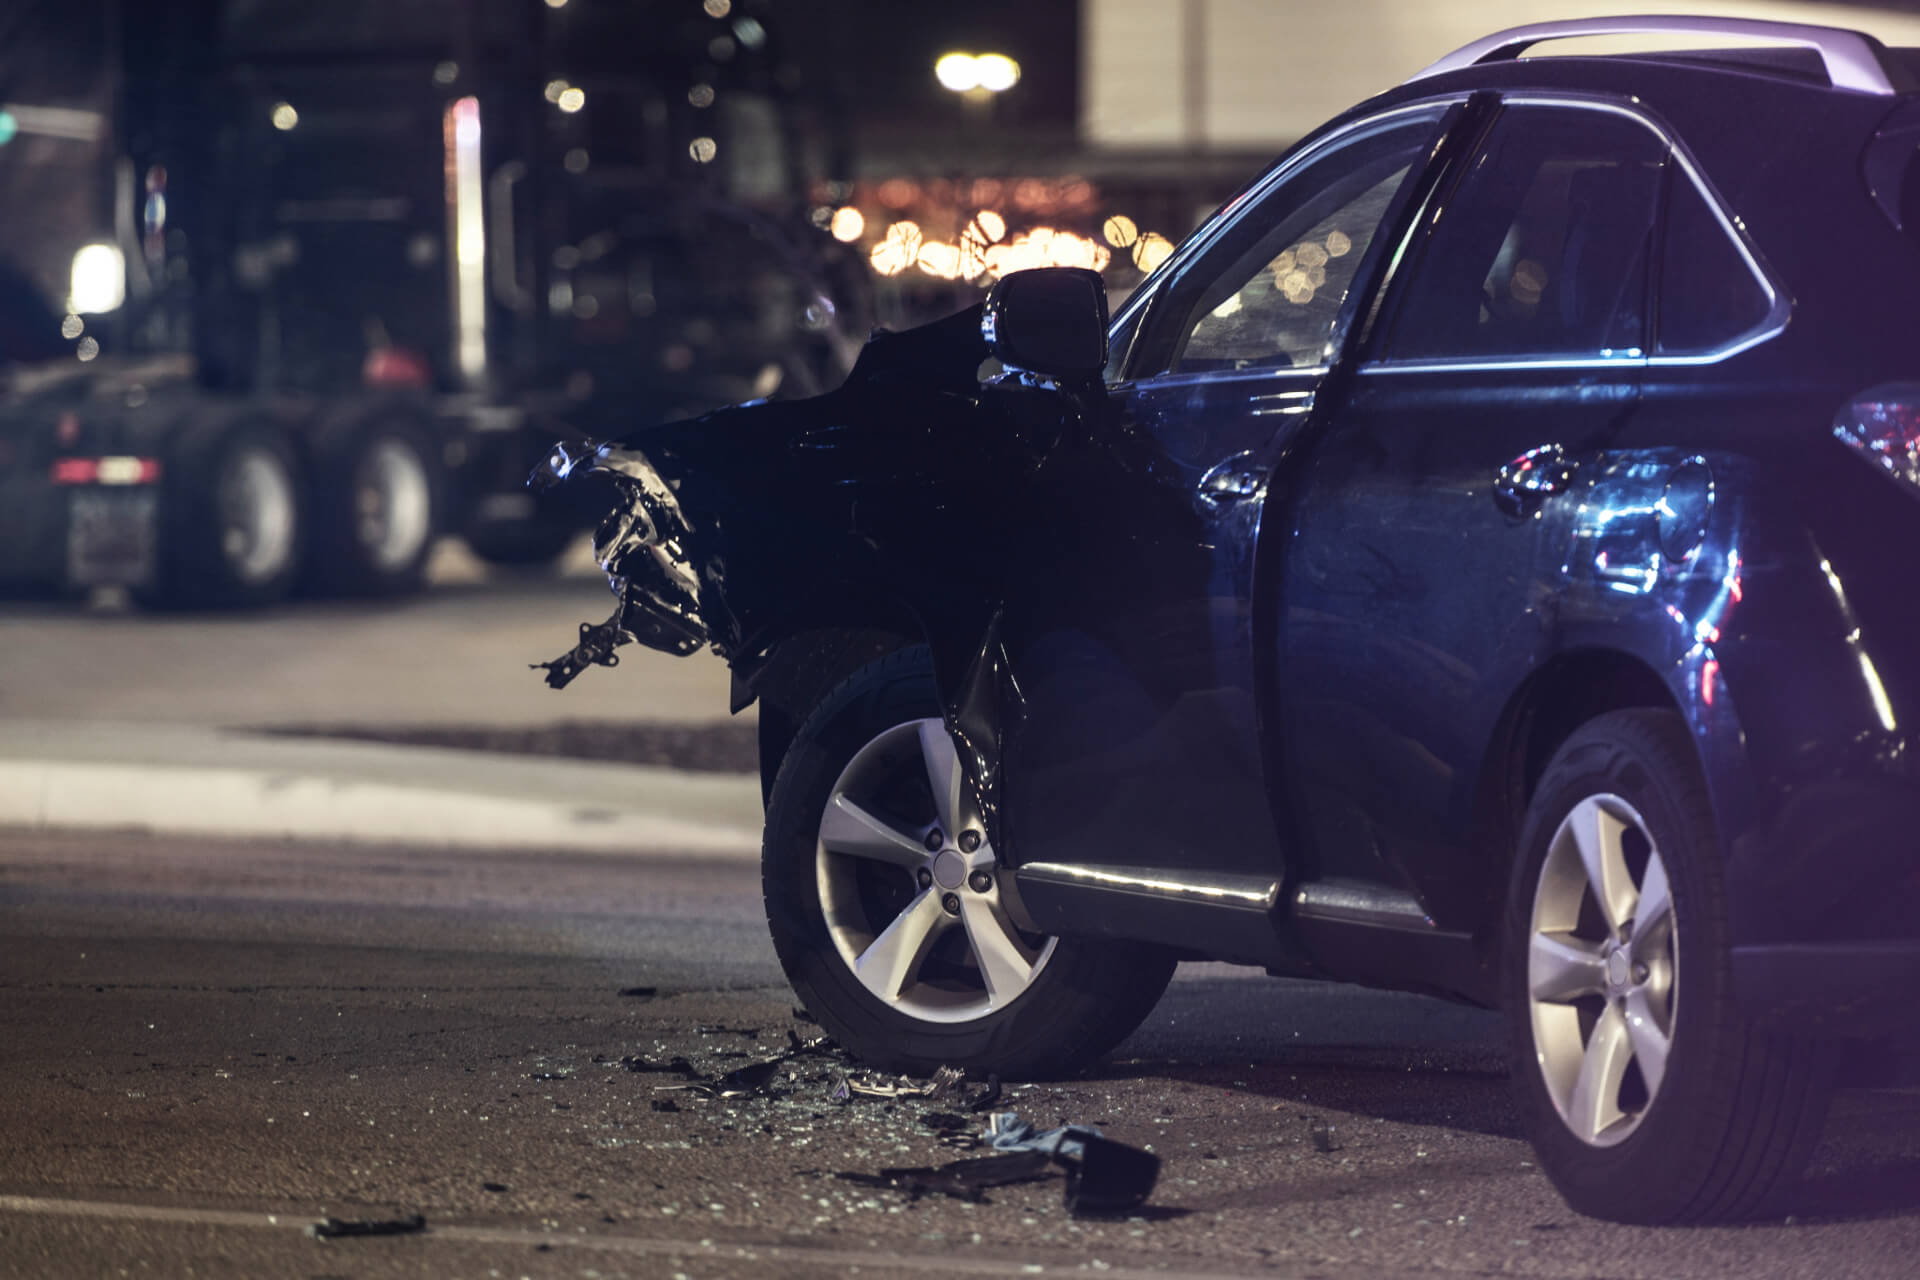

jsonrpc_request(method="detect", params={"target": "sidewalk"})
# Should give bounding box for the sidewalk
[0,720,764,858]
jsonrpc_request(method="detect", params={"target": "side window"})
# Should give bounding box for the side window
[1656,172,1772,355]
[1135,108,1448,377]
[1384,105,1667,362]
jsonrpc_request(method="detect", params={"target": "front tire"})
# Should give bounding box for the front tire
[1506,709,1831,1222]
[763,646,1175,1078]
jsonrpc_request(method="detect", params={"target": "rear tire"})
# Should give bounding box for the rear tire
[1506,709,1831,1222]
[763,646,1175,1079]
[145,422,304,609]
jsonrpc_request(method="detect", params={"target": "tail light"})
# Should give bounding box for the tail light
[1834,386,1920,491]
[50,456,162,486]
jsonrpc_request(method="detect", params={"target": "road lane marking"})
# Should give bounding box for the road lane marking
[0,1194,1281,1278]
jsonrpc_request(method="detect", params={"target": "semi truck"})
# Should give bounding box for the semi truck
[0,0,862,606]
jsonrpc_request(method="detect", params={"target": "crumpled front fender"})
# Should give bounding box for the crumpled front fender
[529,303,1014,689]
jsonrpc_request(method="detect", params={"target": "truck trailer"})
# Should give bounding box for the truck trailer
[0,0,861,606]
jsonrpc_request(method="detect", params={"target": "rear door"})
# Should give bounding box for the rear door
[1279,98,1670,925]
[996,102,1462,890]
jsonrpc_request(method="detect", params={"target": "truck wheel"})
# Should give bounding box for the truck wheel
[146,422,304,609]
[307,418,440,595]
[1505,709,1831,1223]
[763,646,1175,1079]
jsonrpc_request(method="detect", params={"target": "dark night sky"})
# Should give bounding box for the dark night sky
[0,0,1079,118]
[775,0,1079,130]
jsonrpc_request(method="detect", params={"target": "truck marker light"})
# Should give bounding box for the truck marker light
[51,457,161,486]
[97,456,161,485]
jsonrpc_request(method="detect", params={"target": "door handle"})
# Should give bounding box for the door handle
[1493,443,1576,518]
[1198,452,1265,505]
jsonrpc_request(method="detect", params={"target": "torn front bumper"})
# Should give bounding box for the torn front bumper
[529,438,715,688]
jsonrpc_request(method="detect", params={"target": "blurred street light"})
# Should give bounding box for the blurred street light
[974,54,1020,92]
[829,206,865,242]
[935,52,1021,96]
[70,244,126,314]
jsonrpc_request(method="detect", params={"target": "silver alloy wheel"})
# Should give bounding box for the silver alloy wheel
[355,438,433,571]
[219,446,298,585]
[816,717,1056,1023]
[1528,793,1678,1148]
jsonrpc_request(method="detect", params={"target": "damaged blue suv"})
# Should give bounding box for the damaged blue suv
[537,17,1920,1223]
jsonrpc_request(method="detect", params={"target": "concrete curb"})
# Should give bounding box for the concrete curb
[0,722,763,858]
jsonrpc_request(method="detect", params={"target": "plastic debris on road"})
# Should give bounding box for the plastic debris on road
[837,1064,1000,1113]
[984,1111,1104,1161]
[309,1213,427,1240]
[984,1111,1161,1217]
[641,1030,839,1099]
[835,1149,1056,1204]
[624,1027,1159,1219]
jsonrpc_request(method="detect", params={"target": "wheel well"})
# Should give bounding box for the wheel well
[745,624,918,803]
[1468,650,1681,923]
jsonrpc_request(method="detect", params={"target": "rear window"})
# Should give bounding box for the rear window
[1655,172,1772,356]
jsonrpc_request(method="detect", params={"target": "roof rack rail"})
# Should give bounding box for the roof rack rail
[1408,15,1901,96]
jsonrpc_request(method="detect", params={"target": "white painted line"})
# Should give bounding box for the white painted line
[0,759,760,858]
[0,1194,1270,1278]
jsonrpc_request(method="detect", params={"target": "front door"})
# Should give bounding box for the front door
[996,102,1462,886]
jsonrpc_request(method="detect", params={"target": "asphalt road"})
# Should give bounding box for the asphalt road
[4,828,1917,1279]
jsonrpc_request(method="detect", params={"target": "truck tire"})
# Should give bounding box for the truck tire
[305,416,441,596]
[1505,709,1832,1222]
[763,646,1176,1079]
[144,421,304,610]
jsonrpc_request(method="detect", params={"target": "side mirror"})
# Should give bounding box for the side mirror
[982,267,1109,380]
